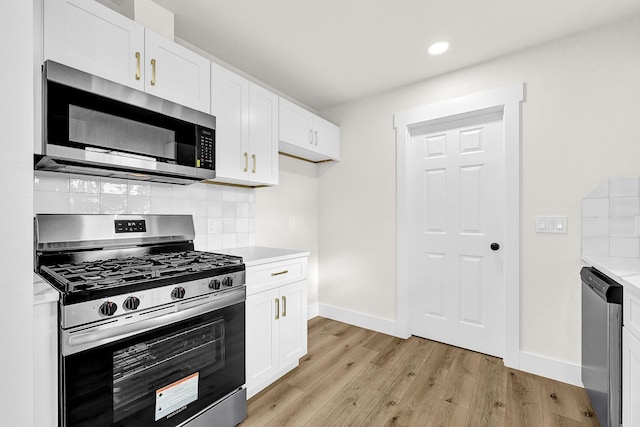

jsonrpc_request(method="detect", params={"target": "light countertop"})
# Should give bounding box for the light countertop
[582,255,640,289]
[218,246,310,267]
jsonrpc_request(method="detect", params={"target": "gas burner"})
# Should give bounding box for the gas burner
[41,250,244,294]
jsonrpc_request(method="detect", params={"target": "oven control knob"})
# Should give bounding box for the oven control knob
[171,286,186,299]
[209,279,221,290]
[99,301,118,317]
[123,296,140,311]
[223,277,234,287]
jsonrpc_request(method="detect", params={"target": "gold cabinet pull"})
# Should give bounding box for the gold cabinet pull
[150,58,157,86]
[275,298,280,320]
[271,270,288,277]
[135,52,141,80]
[282,296,287,317]
[243,152,249,172]
[252,154,257,173]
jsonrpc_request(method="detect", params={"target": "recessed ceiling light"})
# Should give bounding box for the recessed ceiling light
[428,41,449,55]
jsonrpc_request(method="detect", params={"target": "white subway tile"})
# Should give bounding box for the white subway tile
[609,178,639,197]
[582,218,609,237]
[34,171,69,192]
[128,182,151,196]
[236,188,250,203]
[222,233,237,249]
[581,198,609,218]
[127,196,151,214]
[70,176,100,194]
[222,202,235,218]
[151,183,172,198]
[207,234,223,251]
[150,197,172,214]
[248,203,256,219]
[222,187,237,202]
[190,200,207,217]
[610,197,640,217]
[610,237,640,258]
[206,184,223,201]
[236,202,249,218]
[207,201,222,218]
[34,191,70,213]
[100,194,127,213]
[186,183,207,200]
[222,218,236,233]
[248,233,255,246]
[101,179,128,195]
[171,198,191,214]
[207,218,222,234]
[193,235,207,251]
[192,216,207,235]
[236,233,250,247]
[581,237,609,257]
[236,218,249,233]
[611,217,637,237]
[69,194,100,214]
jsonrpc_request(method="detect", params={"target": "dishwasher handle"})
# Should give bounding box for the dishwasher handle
[580,266,623,304]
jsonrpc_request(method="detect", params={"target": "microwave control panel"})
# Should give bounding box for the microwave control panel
[196,126,215,170]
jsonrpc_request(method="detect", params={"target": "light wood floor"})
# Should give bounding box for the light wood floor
[241,317,599,427]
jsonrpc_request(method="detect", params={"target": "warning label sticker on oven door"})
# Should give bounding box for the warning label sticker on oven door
[155,372,199,421]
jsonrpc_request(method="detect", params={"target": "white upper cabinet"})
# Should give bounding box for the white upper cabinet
[278,97,340,162]
[210,62,278,186]
[143,29,210,113]
[44,0,145,91]
[44,0,211,113]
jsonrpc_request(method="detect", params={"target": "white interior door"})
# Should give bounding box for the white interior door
[410,110,505,357]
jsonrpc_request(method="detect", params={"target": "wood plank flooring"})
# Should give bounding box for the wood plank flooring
[240,317,599,427]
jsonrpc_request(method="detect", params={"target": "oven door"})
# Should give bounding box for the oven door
[60,301,245,427]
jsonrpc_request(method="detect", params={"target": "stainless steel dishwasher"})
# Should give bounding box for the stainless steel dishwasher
[581,266,623,427]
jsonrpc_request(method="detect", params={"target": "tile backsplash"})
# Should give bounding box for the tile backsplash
[582,178,640,257]
[34,171,256,251]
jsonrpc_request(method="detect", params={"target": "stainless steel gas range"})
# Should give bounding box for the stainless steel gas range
[34,214,247,427]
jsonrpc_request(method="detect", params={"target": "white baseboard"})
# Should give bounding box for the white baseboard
[313,304,583,388]
[518,351,583,387]
[307,303,319,320]
[317,303,398,337]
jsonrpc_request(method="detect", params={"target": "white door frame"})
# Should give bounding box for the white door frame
[394,83,524,369]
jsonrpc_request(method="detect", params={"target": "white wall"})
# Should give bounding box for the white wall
[0,1,34,425]
[256,155,319,314]
[315,15,640,372]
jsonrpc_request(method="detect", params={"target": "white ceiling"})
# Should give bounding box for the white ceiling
[151,0,640,111]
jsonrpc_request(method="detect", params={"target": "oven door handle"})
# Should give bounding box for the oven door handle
[63,290,245,355]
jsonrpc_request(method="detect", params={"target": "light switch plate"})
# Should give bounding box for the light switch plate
[536,216,568,234]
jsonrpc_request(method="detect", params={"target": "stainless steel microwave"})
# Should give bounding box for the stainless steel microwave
[35,61,216,185]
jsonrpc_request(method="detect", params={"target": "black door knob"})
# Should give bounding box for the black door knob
[490,243,500,251]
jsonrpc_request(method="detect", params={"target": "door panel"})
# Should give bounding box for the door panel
[410,111,504,357]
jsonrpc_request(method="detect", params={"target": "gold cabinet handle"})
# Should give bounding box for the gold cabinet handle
[282,295,287,317]
[252,154,257,173]
[271,270,288,277]
[243,152,249,172]
[135,52,141,80]
[150,58,157,86]
[275,298,280,320]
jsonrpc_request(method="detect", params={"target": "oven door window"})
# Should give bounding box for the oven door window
[62,302,245,427]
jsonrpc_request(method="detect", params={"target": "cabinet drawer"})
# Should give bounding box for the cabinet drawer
[625,284,640,341]
[246,258,306,295]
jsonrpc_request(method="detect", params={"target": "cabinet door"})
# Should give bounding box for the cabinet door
[246,288,280,396]
[144,29,211,113]
[623,327,640,427]
[279,97,313,149]
[313,115,341,161]
[249,83,279,185]
[44,0,145,91]
[211,63,249,182]
[279,281,308,368]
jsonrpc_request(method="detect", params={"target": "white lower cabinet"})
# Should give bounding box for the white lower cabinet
[245,257,308,398]
[623,327,640,426]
